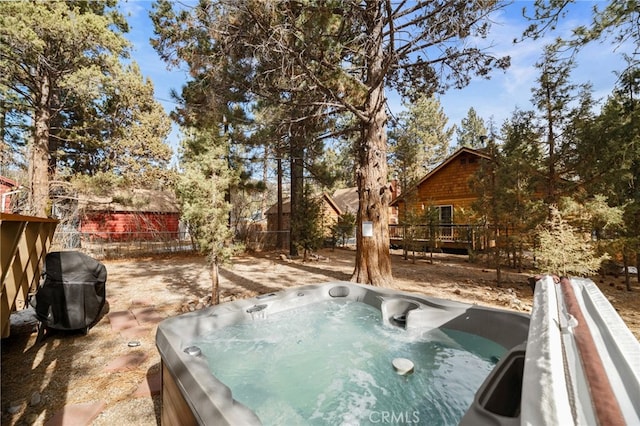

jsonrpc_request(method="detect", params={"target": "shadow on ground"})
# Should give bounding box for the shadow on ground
[1,315,100,425]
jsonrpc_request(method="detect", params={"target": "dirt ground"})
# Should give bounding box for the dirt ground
[1,248,638,425]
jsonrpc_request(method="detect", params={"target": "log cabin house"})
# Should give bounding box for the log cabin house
[266,184,401,249]
[389,147,491,253]
[332,184,402,224]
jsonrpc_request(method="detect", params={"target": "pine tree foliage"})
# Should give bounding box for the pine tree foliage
[150,0,511,286]
[1,0,127,215]
[177,129,239,304]
[560,196,623,238]
[331,211,356,247]
[517,2,639,280]
[469,130,506,284]
[571,65,640,284]
[399,198,440,264]
[389,95,453,191]
[531,45,593,205]
[455,107,487,149]
[57,63,174,188]
[0,0,172,215]
[559,195,624,277]
[293,186,325,260]
[574,67,639,205]
[523,0,639,72]
[496,109,546,269]
[536,206,609,277]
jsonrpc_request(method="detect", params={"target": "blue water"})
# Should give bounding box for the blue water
[191,300,506,426]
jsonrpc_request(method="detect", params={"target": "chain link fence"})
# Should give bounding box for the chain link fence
[50,229,197,259]
[245,230,290,251]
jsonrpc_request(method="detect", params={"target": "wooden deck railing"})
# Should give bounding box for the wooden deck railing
[388,224,486,251]
[1,213,58,337]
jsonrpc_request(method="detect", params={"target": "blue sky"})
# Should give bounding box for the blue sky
[118,1,628,151]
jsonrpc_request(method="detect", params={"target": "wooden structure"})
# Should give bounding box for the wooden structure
[331,187,359,215]
[162,363,198,426]
[390,147,490,252]
[79,189,180,241]
[1,213,58,337]
[265,192,342,238]
[332,184,401,224]
[0,176,20,213]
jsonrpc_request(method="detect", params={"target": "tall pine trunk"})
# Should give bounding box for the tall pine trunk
[211,257,220,305]
[276,156,284,250]
[623,251,631,292]
[28,73,51,217]
[289,135,304,257]
[352,1,392,286]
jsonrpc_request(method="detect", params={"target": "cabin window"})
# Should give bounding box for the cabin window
[437,205,453,224]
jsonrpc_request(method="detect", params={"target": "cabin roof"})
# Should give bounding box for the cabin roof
[390,147,490,206]
[265,192,342,216]
[332,187,359,214]
[79,189,180,213]
[0,175,18,189]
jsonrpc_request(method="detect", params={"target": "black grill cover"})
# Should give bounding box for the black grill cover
[33,251,107,331]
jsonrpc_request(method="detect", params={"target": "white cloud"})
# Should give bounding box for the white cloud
[118,0,147,20]
[439,1,627,129]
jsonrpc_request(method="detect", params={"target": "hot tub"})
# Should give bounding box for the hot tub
[156,282,530,425]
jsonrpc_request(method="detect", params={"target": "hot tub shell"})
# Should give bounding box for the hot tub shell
[156,282,530,425]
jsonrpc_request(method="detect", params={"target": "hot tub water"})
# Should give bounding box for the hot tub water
[191,300,505,425]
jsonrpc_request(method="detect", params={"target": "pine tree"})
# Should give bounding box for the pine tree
[455,107,487,150]
[573,65,640,286]
[496,109,546,270]
[293,186,325,261]
[177,129,238,304]
[151,0,511,286]
[524,1,639,78]
[535,206,609,277]
[469,129,505,285]
[389,94,453,191]
[331,212,356,248]
[0,1,172,215]
[1,1,124,215]
[531,45,593,206]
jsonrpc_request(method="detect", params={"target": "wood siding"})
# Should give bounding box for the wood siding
[0,177,18,213]
[319,200,339,237]
[1,213,58,337]
[80,212,180,240]
[161,363,198,426]
[396,149,487,223]
[266,194,341,237]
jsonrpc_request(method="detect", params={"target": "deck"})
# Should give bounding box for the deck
[388,224,487,253]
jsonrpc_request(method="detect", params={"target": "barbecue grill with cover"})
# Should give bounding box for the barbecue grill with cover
[31,251,107,336]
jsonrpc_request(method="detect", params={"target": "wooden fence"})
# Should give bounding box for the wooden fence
[1,213,58,337]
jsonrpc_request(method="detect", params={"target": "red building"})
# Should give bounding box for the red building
[0,176,19,213]
[79,189,180,241]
